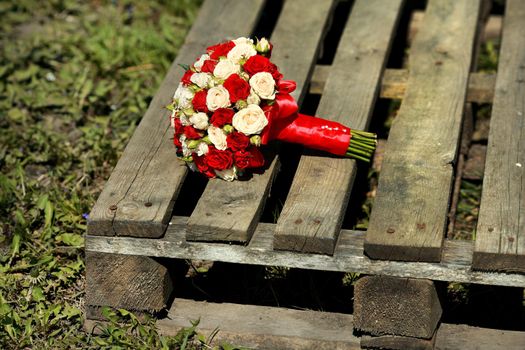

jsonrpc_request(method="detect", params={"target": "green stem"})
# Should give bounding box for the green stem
[346,129,377,162]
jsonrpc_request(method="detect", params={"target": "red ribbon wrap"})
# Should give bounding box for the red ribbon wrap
[260,80,351,156]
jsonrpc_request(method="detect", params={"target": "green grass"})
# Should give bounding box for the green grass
[0,1,248,348]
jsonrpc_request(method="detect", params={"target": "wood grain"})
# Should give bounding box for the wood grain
[364,0,481,262]
[273,0,404,255]
[361,334,435,350]
[158,299,360,349]
[354,276,441,339]
[87,0,266,238]
[473,0,525,273]
[309,66,496,104]
[85,252,172,313]
[85,217,525,287]
[186,0,335,243]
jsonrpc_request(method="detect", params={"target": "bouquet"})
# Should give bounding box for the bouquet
[167,37,376,181]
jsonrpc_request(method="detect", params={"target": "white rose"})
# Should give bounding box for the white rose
[194,53,209,72]
[190,72,212,89]
[207,125,228,150]
[246,90,261,105]
[196,142,209,156]
[189,112,209,130]
[232,104,268,135]
[215,167,237,181]
[232,37,253,45]
[206,86,230,111]
[255,38,271,53]
[180,135,191,157]
[250,72,276,100]
[173,83,194,109]
[213,59,240,80]
[227,43,257,63]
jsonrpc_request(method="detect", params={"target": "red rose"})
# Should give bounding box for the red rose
[193,155,215,178]
[234,146,265,169]
[210,108,234,127]
[243,55,273,75]
[205,147,234,171]
[173,118,183,136]
[223,74,250,103]
[192,90,208,113]
[227,132,250,151]
[207,41,235,60]
[201,59,218,73]
[181,70,194,85]
[183,125,203,140]
[270,64,282,81]
[173,134,182,148]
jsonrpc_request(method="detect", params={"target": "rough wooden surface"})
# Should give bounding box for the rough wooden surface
[361,334,435,350]
[353,276,442,339]
[473,0,525,273]
[85,252,172,314]
[311,66,495,103]
[87,0,266,238]
[364,0,481,262]
[186,0,334,243]
[435,324,525,350]
[85,218,525,287]
[273,0,404,255]
[157,299,360,350]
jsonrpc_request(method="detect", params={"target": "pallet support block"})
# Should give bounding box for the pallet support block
[353,275,442,339]
[85,252,173,318]
[361,334,436,350]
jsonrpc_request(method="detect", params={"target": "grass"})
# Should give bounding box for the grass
[0,1,246,348]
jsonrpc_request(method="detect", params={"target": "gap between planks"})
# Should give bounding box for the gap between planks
[85,217,525,288]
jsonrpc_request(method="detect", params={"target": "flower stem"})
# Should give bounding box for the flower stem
[346,130,377,162]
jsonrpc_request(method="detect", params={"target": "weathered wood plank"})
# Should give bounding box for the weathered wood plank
[361,335,436,350]
[186,0,335,243]
[87,0,266,238]
[85,252,172,314]
[273,0,404,255]
[310,66,496,103]
[157,299,360,350]
[435,324,525,350]
[354,276,441,339]
[364,0,481,262]
[85,218,525,287]
[473,0,525,273]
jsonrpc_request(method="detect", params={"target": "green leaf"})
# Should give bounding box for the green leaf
[37,194,49,210]
[44,200,54,228]
[32,286,45,302]
[55,233,84,247]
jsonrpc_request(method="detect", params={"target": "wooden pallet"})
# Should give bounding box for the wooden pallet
[85,0,525,348]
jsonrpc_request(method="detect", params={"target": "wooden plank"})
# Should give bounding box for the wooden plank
[85,218,525,287]
[157,299,360,350]
[435,324,525,350]
[361,335,436,350]
[310,66,496,103]
[186,0,335,243]
[87,0,266,238]
[354,276,441,339]
[364,0,481,262]
[85,252,172,314]
[86,300,525,350]
[473,0,525,273]
[273,0,404,255]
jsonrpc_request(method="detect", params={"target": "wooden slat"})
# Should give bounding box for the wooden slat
[364,0,481,262]
[186,0,335,243]
[86,299,525,350]
[272,0,404,255]
[310,66,496,104]
[87,0,266,238]
[85,218,525,287]
[473,0,525,273]
[158,299,360,349]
